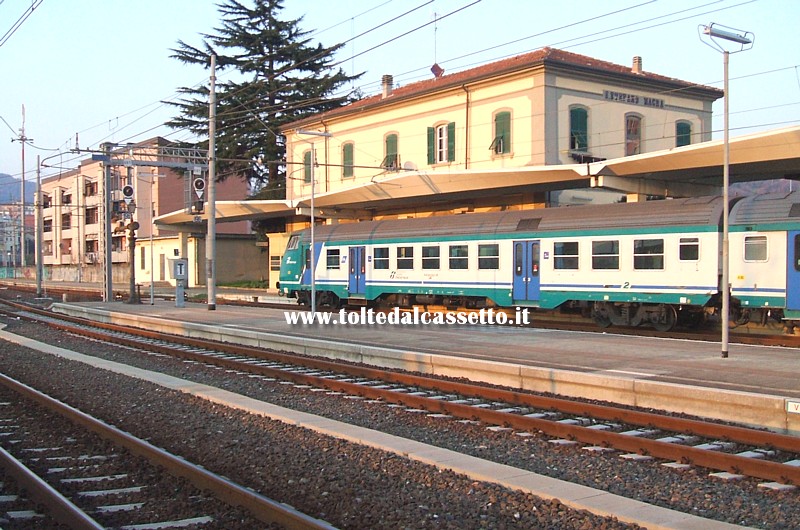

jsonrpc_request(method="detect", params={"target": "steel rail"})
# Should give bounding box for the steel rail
[6,301,800,485]
[0,445,104,529]
[0,373,336,530]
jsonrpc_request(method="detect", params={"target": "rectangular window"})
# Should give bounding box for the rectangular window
[634,239,664,269]
[478,244,499,270]
[449,244,468,269]
[270,255,281,272]
[84,181,98,196]
[422,246,440,269]
[85,207,99,225]
[436,124,448,163]
[43,219,53,233]
[140,246,146,269]
[326,248,340,269]
[679,237,699,261]
[61,192,72,205]
[287,235,300,250]
[744,235,768,262]
[374,247,389,269]
[554,241,579,270]
[592,240,619,270]
[61,213,71,229]
[397,246,413,269]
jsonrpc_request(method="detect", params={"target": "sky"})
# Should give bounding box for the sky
[1,0,798,182]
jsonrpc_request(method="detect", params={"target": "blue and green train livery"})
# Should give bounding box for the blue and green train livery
[278,192,800,330]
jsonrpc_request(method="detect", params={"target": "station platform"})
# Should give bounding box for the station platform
[40,292,800,437]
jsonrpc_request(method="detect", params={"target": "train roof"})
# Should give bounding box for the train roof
[302,196,725,243]
[730,190,800,225]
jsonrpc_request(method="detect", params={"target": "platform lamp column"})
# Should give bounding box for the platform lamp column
[699,23,754,359]
[297,129,332,315]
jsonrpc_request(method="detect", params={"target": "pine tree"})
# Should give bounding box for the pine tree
[167,0,361,199]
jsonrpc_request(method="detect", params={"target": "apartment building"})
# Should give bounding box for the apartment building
[40,137,267,287]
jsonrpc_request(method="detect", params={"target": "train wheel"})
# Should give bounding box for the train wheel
[652,305,677,332]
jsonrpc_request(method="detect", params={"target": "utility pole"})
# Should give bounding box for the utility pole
[207,53,217,310]
[11,105,31,269]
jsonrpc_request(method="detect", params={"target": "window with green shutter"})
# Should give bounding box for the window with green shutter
[491,111,511,154]
[383,134,398,169]
[428,122,455,164]
[569,107,588,152]
[676,121,692,147]
[342,142,354,178]
[303,150,312,183]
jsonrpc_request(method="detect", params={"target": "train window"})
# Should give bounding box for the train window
[633,239,664,269]
[422,246,440,269]
[397,246,414,269]
[744,235,768,262]
[478,244,500,269]
[287,235,300,250]
[679,238,699,261]
[374,247,389,269]
[592,240,619,270]
[326,249,340,269]
[449,245,469,269]
[554,241,579,270]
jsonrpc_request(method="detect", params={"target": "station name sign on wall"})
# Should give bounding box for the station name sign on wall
[603,90,665,109]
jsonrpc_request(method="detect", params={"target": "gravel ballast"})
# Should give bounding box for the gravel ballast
[1,315,797,529]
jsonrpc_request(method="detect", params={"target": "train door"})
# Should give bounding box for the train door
[348,246,366,296]
[512,240,540,302]
[787,231,800,311]
[301,242,324,286]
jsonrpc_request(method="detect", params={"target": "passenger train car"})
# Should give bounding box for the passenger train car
[277,191,800,331]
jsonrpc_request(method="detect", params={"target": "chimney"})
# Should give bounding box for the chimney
[381,75,393,98]
[632,56,643,74]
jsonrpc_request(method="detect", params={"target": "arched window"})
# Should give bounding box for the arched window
[383,133,398,170]
[676,121,692,147]
[491,111,511,154]
[427,122,456,164]
[342,142,354,178]
[625,114,642,156]
[569,107,588,152]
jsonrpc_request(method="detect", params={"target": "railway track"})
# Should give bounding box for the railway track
[4,281,798,346]
[4,298,799,491]
[0,367,334,529]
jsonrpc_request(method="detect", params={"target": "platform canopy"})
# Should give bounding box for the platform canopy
[590,125,800,196]
[155,126,800,230]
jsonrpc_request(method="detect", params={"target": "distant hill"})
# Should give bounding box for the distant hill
[0,173,36,206]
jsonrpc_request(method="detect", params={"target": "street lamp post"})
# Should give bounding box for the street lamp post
[700,22,754,359]
[297,129,332,315]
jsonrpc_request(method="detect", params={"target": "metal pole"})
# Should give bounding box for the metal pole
[310,145,316,315]
[297,130,332,314]
[150,173,154,305]
[20,105,26,268]
[721,50,730,358]
[103,143,113,302]
[207,53,217,310]
[35,155,42,297]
